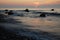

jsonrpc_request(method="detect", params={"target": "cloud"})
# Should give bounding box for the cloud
[39,4,60,8]
[0,4,35,8]
[0,0,60,8]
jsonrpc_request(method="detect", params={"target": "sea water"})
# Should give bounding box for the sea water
[0,9,60,33]
[0,9,60,40]
[10,10,60,34]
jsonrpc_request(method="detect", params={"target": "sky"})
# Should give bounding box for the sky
[0,0,60,9]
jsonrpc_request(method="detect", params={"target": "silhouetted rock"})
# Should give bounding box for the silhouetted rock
[40,13,46,17]
[51,9,54,11]
[24,9,29,12]
[5,9,8,12]
[5,9,9,14]
[8,10,14,15]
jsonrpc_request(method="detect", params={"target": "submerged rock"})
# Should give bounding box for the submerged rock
[40,13,46,17]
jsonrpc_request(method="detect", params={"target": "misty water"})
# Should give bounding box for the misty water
[0,9,60,33]
[0,9,60,40]
[9,10,60,35]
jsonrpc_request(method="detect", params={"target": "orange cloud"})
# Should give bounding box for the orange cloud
[0,0,34,6]
[40,0,60,5]
[0,0,60,7]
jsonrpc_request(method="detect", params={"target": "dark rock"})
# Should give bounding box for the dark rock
[51,9,54,11]
[5,9,9,14]
[5,9,8,12]
[40,13,46,17]
[24,9,29,12]
[8,10,14,15]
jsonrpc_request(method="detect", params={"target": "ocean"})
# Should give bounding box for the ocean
[0,8,60,33]
[12,10,60,33]
[0,8,60,40]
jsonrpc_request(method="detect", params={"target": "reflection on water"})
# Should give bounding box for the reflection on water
[13,16,60,33]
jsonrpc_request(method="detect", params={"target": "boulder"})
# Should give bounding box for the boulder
[40,13,46,17]
[5,9,8,12]
[5,9,9,14]
[8,10,14,15]
[51,9,54,11]
[24,9,29,12]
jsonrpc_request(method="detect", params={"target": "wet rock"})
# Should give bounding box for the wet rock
[51,9,54,11]
[8,10,14,15]
[5,9,9,14]
[24,9,29,12]
[5,9,8,12]
[40,13,46,17]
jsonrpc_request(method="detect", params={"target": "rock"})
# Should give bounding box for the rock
[24,9,29,12]
[40,13,46,17]
[8,10,14,15]
[5,9,9,14]
[51,9,54,11]
[5,9,8,12]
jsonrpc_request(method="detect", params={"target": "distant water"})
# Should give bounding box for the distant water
[0,9,60,40]
[0,8,60,13]
[0,9,60,35]
[9,10,60,35]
